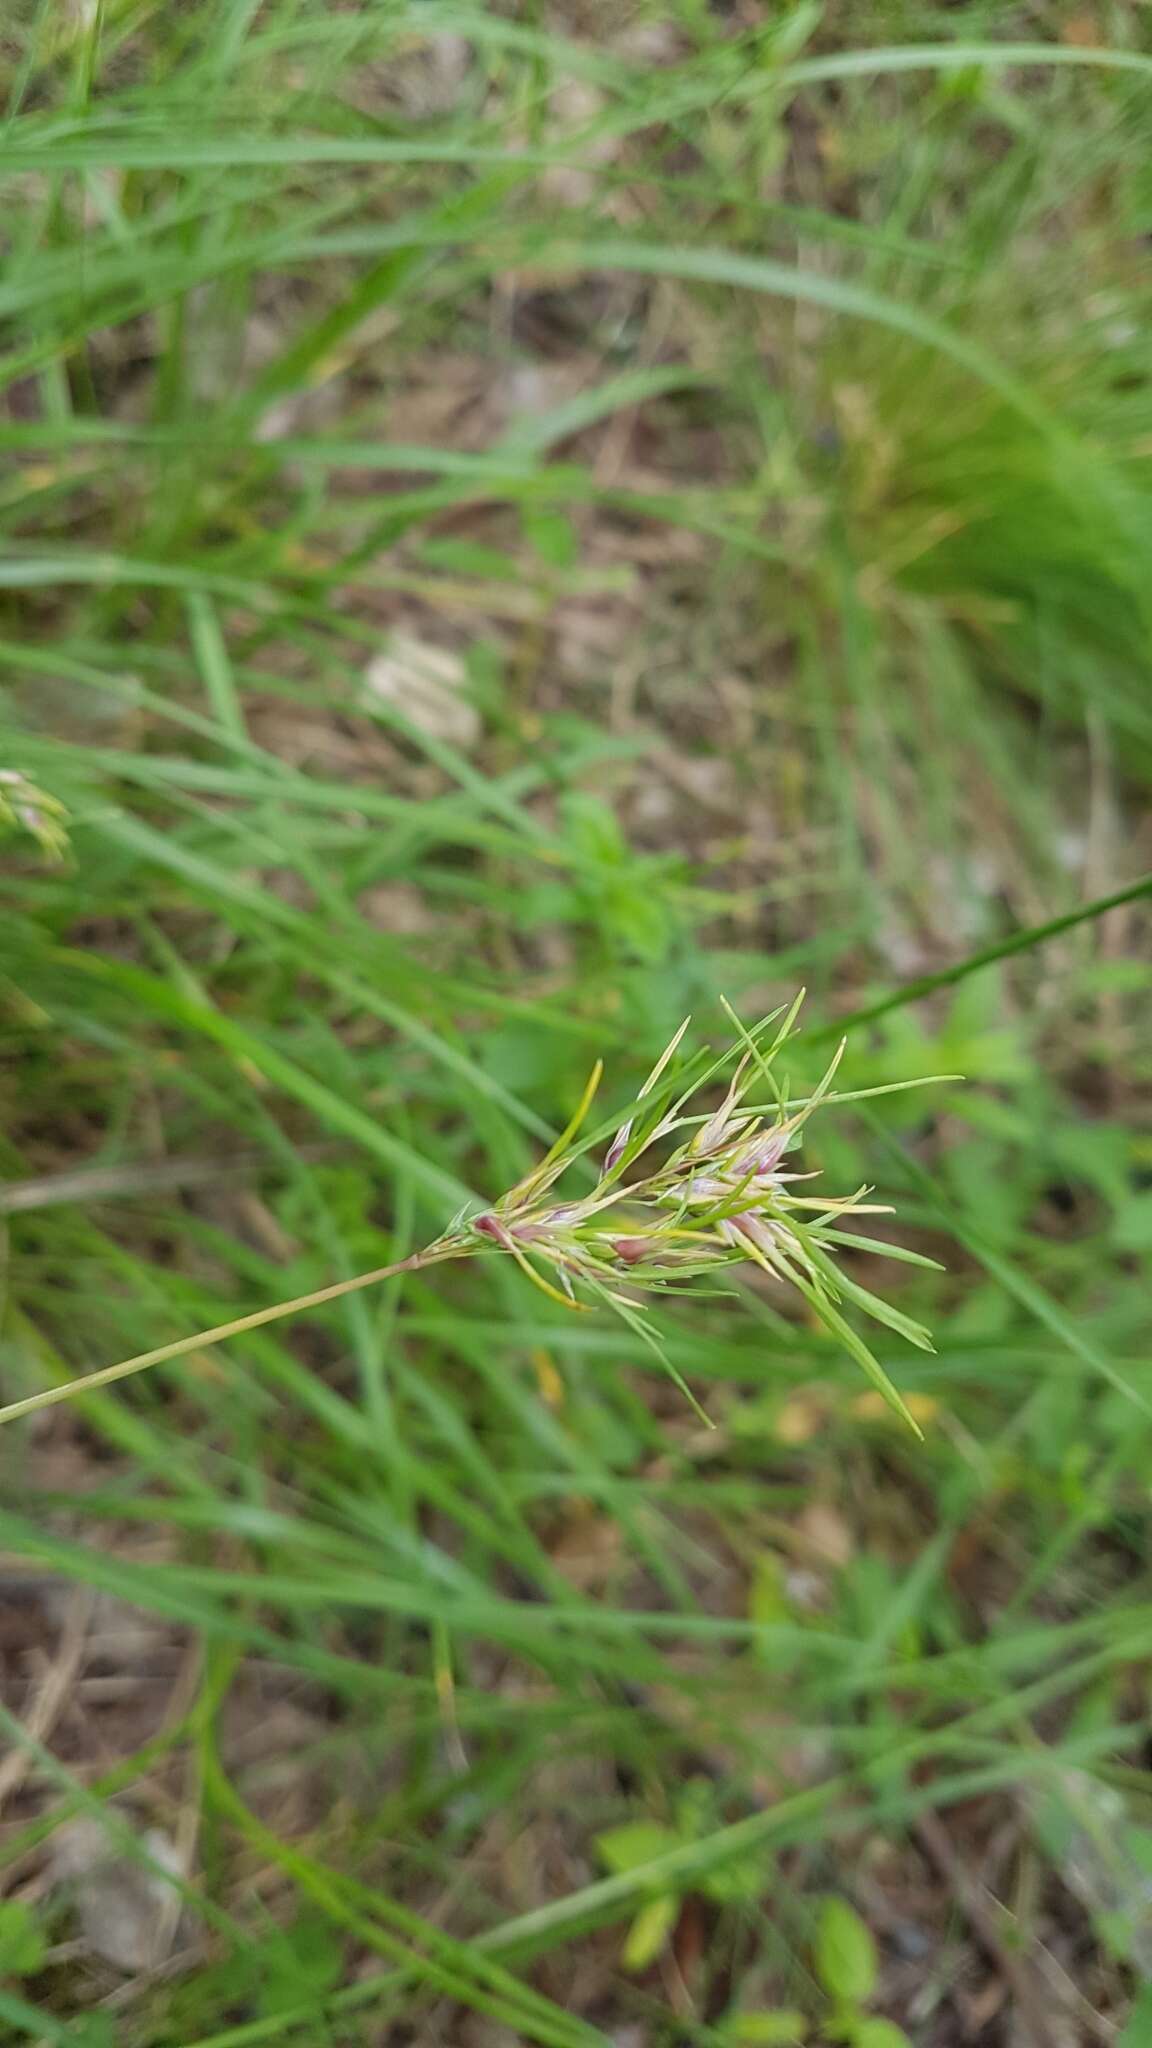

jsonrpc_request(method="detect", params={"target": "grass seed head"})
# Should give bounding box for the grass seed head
[466,1001,940,1429]
[0,768,70,862]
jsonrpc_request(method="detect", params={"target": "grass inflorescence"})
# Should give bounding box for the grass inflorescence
[0,1000,945,1435]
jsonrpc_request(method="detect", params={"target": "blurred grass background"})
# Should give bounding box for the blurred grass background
[2,2,1152,2043]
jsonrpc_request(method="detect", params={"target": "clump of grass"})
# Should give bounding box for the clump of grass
[4,7,1152,2038]
[0,998,942,1433]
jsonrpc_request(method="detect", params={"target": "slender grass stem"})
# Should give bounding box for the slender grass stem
[0,1244,462,1424]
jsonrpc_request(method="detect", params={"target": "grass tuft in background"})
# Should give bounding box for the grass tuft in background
[2,3,1152,2042]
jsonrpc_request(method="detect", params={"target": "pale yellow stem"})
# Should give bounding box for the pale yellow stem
[0,1241,463,1427]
